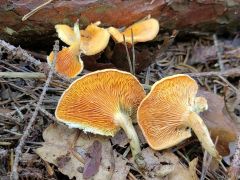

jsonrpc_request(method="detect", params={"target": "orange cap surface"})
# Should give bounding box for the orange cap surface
[137,74,198,150]
[47,45,83,78]
[56,69,145,136]
[108,18,159,44]
[55,22,110,56]
[80,22,110,56]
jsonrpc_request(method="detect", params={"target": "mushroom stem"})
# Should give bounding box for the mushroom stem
[185,112,222,161]
[114,112,141,158]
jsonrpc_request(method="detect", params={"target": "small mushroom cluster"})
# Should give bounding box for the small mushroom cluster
[47,17,160,78]
[55,69,222,169]
[51,16,221,169]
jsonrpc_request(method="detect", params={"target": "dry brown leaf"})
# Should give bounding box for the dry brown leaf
[110,129,129,148]
[111,125,147,148]
[163,153,198,180]
[36,124,114,180]
[83,140,102,179]
[198,90,238,156]
[141,148,161,171]
[111,151,130,180]
[190,45,217,64]
[140,150,198,180]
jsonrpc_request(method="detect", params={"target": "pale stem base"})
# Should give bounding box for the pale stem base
[114,112,141,158]
[185,112,222,161]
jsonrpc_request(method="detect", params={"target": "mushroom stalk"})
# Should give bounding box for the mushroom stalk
[114,112,141,158]
[185,112,222,161]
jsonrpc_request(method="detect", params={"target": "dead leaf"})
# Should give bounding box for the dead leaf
[111,151,130,180]
[36,124,114,180]
[223,142,237,165]
[162,153,198,180]
[83,140,102,179]
[140,150,198,180]
[190,45,217,64]
[141,148,176,178]
[111,129,129,148]
[198,90,238,156]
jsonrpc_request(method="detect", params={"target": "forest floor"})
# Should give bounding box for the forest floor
[0,31,240,179]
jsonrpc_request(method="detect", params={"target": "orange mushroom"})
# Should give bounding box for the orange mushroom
[80,21,110,56]
[47,46,83,78]
[137,74,221,161]
[108,18,159,44]
[55,24,76,45]
[55,21,110,56]
[56,69,145,160]
[47,21,83,78]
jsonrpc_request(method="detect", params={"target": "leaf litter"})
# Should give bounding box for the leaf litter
[36,123,114,180]
[0,30,240,179]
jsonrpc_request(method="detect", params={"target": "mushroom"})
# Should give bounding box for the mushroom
[47,21,83,78]
[55,24,77,45]
[108,18,159,44]
[55,69,146,162]
[55,21,110,56]
[80,21,110,56]
[137,74,222,161]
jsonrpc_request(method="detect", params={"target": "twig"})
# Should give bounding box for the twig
[22,0,54,21]
[0,113,21,126]
[32,104,58,122]
[230,135,240,180]
[0,40,41,66]
[123,35,133,74]
[187,68,240,77]
[0,72,46,79]
[213,34,225,71]
[10,40,59,180]
[201,136,219,180]
[131,29,136,75]
[155,30,179,60]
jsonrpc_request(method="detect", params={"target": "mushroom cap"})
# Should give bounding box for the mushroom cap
[55,22,110,56]
[80,22,110,56]
[137,74,198,150]
[47,43,83,78]
[55,24,76,45]
[55,69,145,136]
[108,18,159,44]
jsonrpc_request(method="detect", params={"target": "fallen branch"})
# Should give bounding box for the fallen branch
[0,72,46,79]
[230,135,240,180]
[0,40,41,66]
[187,68,240,77]
[10,40,59,180]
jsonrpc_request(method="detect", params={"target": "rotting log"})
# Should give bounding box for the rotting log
[0,0,240,48]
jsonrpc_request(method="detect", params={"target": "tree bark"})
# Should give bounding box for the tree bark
[0,0,240,48]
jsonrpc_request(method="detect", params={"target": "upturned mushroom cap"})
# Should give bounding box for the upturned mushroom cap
[55,69,145,136]
[55,24,76,45]
[137,74,221,161]
[108,18,159,44]
[137,74,195,150]
[80,22,110,56]
[47,45,84,78]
